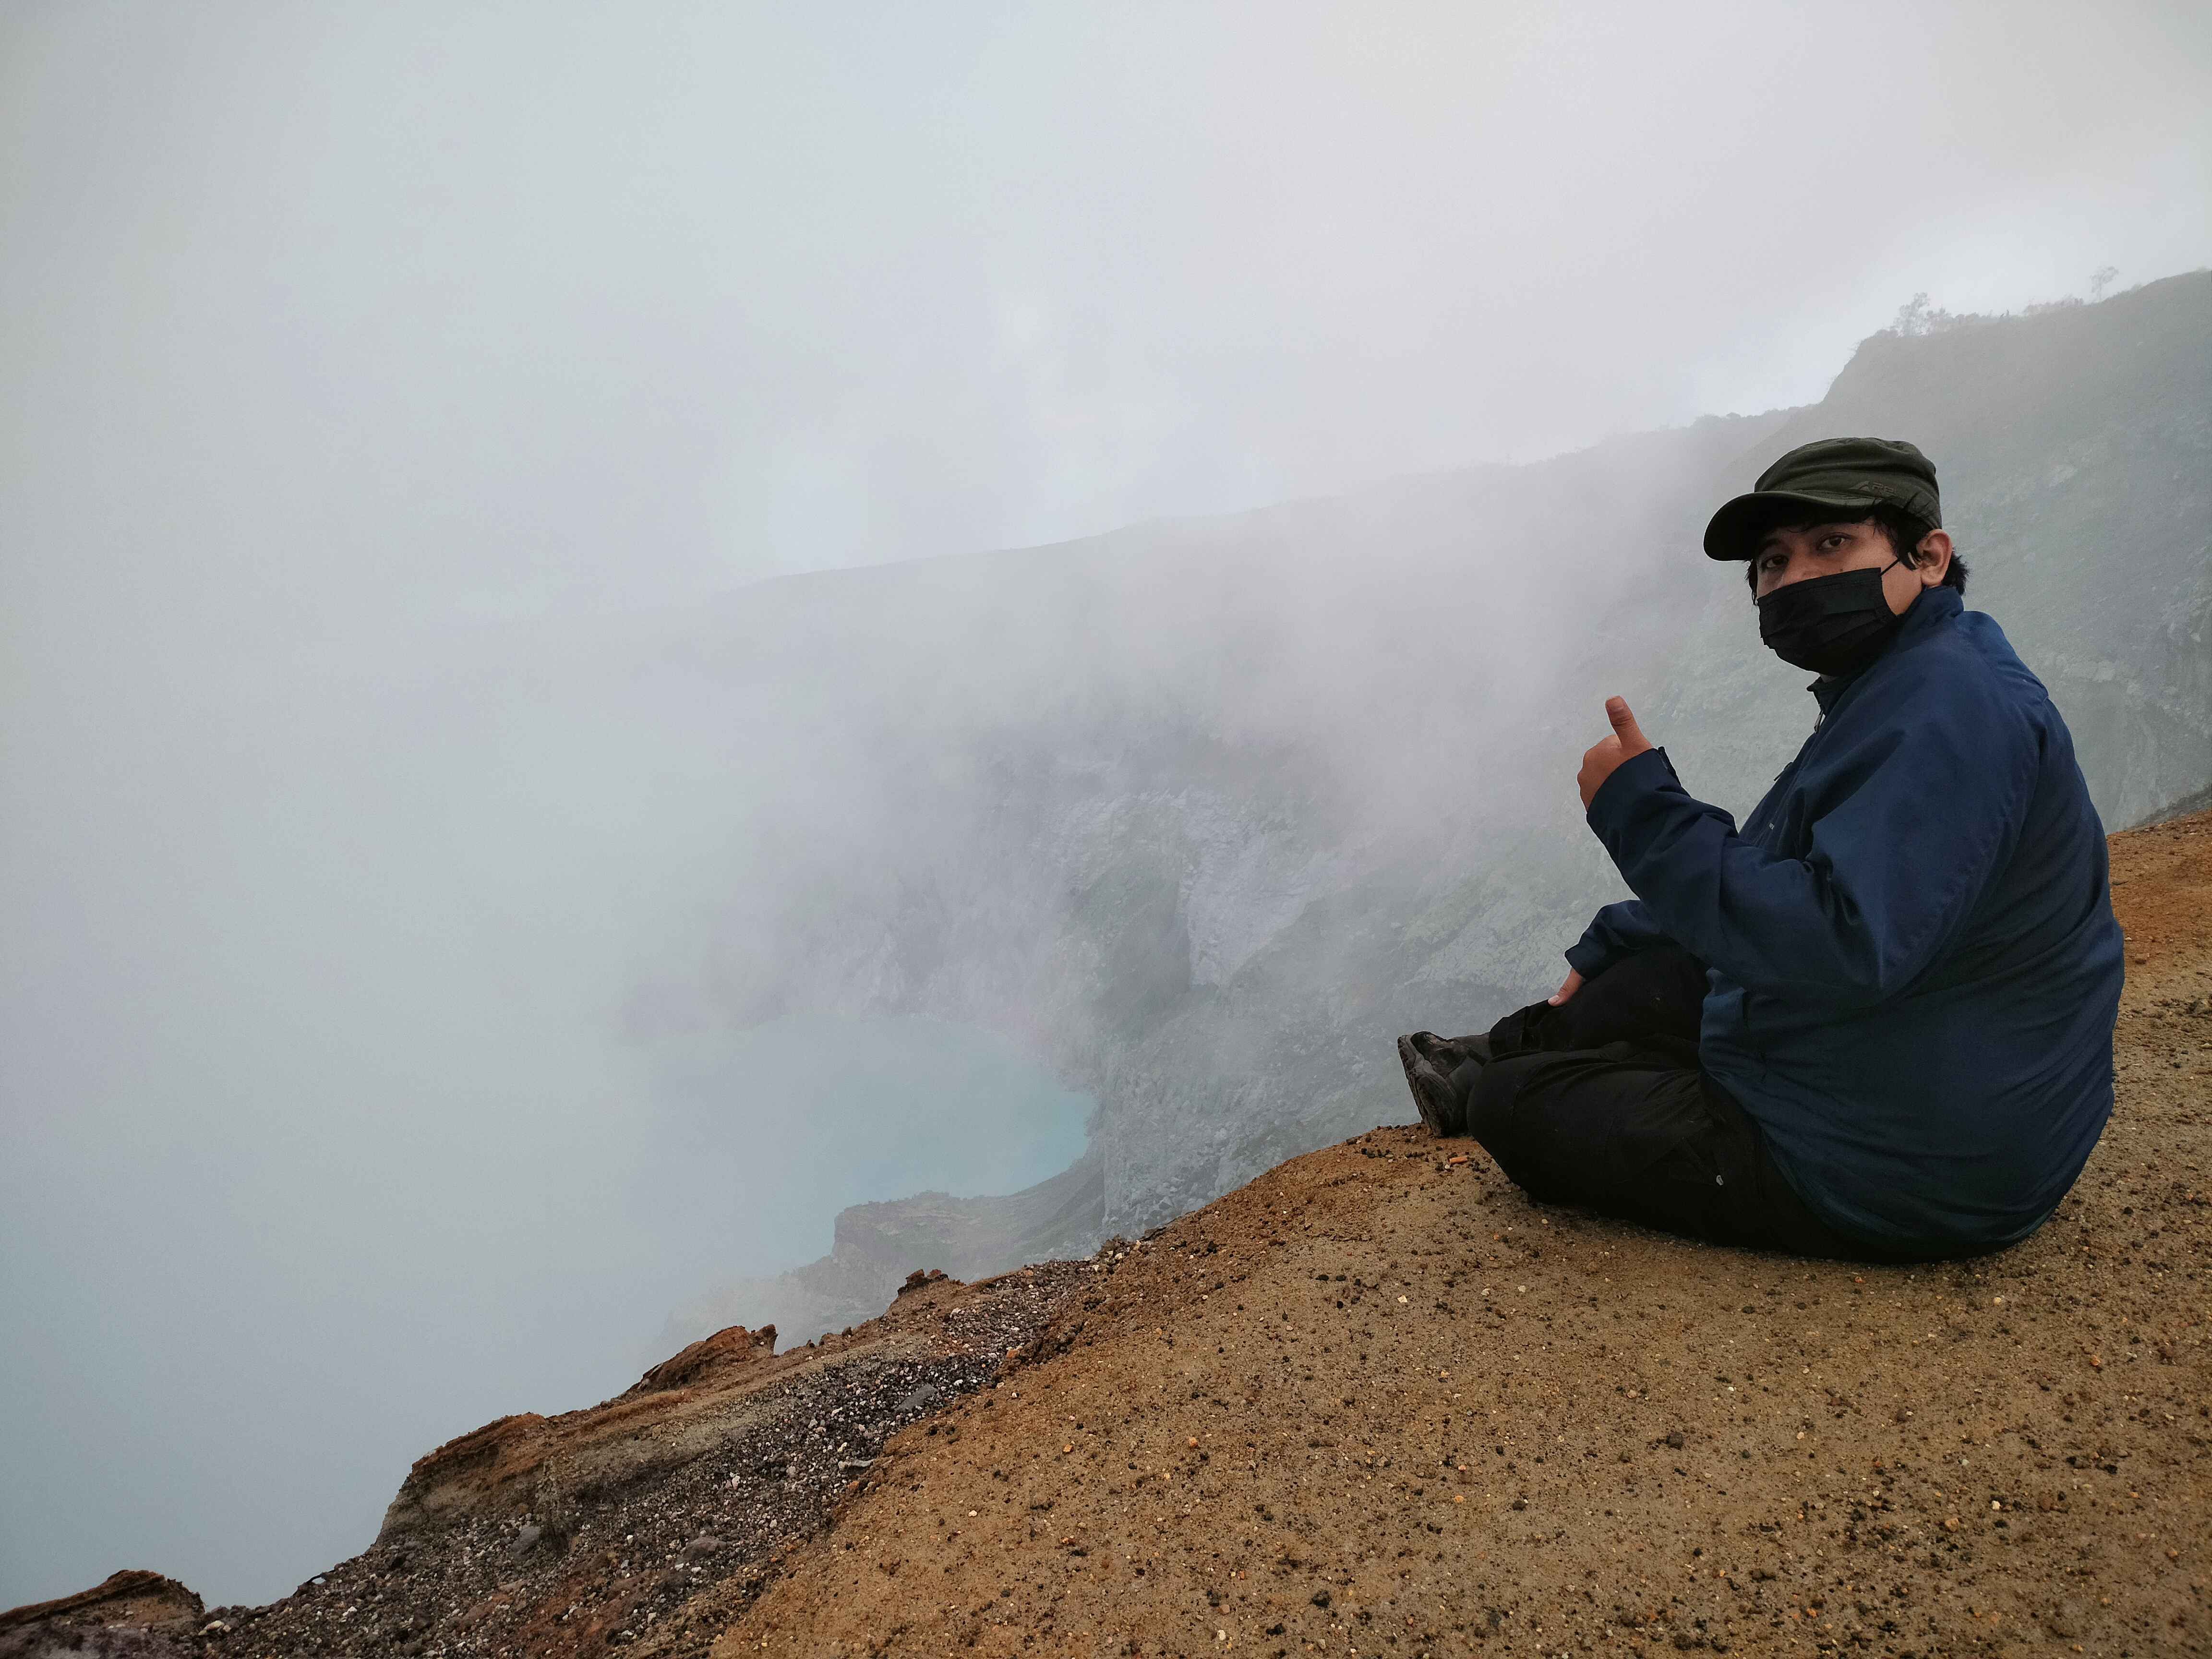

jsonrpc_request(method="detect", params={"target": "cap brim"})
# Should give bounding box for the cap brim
[1702,490,1886,560]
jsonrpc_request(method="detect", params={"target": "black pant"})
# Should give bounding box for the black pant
[1465,949,1904,1261]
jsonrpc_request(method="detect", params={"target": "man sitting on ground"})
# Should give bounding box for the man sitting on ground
[1400,437,2123,1262]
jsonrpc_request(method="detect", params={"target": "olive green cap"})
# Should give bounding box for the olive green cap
[1703,436,1942,560]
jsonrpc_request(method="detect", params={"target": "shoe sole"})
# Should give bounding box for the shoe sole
[1396,1034,1461,1138]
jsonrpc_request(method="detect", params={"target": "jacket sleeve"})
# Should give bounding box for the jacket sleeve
[1582,675,2038,1007]
[1565,900,1678,980]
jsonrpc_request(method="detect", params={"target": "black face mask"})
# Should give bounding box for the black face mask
[1756,558,1908,675]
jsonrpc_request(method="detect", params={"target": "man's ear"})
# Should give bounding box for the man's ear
[1912,529,1954,586]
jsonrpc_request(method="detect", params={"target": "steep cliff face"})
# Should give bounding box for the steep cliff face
[668,1152,1105,1349]
[666,275,2210,1340]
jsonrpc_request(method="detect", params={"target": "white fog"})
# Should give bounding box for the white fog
[3,0,2208,1609]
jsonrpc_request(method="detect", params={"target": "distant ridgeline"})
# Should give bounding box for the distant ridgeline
[668,273,2211,1343]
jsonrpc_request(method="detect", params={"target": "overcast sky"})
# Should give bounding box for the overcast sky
[3,0,2209,1612]
[5,0,2208,633]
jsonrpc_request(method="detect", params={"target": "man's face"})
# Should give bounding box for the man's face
[1751,518,1951,613]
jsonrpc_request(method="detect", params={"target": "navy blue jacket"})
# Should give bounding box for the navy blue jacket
[1570,587,2122,1254]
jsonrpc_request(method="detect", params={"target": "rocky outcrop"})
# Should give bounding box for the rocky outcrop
[625,1324,778,1397]
[668,1146,1106,1346]
[368,1272,1058,1559]
[0,1571,203,1657]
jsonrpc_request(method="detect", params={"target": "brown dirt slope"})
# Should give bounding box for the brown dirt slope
[710,811,2211,1658]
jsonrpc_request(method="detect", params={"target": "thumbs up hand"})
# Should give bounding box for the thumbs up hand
[1576,696,1655,809]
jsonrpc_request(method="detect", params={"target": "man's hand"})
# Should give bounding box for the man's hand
[1577,696,1655,809]
[1548,968,1583,1006]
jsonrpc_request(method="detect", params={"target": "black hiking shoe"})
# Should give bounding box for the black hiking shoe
[1397,1031,1489,1137]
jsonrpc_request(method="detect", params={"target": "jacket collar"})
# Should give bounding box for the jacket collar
[1808,586,1962,714]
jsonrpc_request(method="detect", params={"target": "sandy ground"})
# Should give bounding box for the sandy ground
[707,813,2211,1659]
